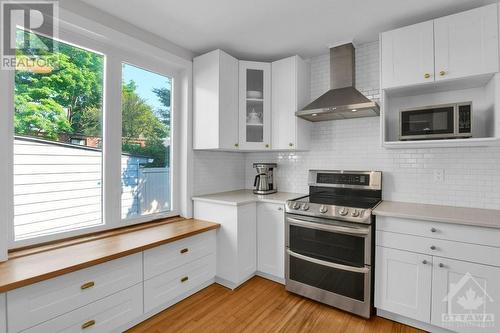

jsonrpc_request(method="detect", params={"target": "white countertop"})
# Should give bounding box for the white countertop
[373,201,500,229]
[192,189,306,206]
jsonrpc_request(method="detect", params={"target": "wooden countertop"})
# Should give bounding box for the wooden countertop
[373,201,500,229]
[0,218,220,293]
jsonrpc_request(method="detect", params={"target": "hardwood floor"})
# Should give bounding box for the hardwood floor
[128,277,426,333]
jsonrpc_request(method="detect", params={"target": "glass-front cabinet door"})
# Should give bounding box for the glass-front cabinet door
[239,61,271,149]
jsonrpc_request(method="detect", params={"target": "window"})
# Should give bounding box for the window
[1,17,182,249]
[13,30,104,241]
[121,64,172,219]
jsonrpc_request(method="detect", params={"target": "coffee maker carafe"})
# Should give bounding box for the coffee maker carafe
[253,163,277,195]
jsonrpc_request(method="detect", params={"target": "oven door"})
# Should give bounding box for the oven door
[285,215,372,318]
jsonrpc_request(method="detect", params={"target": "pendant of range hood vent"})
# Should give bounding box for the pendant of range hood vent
[296,43,379,122]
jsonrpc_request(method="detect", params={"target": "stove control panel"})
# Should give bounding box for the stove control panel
[286,201,372,223]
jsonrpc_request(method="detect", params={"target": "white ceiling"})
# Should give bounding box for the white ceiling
[79,0,496,61]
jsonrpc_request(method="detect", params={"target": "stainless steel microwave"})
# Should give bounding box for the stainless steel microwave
[399,102,472,140]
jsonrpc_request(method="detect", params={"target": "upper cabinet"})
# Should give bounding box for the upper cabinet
[193,49,239,150]
[381,21,434,89]
[193,50,311,151]
[381,3,499,90]
[271,56,311,150]
[434,4,499,81]
[238,61,272,150]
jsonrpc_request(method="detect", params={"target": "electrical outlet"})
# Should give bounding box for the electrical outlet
[433,169,445,183]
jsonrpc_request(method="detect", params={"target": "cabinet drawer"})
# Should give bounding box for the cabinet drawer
[144,254,215,313]
[8,253,142,333]
[22,283,143,333]
[376,231,500,267]
[377,216,500,248]
[144,230,216,280]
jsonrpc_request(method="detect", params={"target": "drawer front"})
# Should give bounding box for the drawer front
[377,216,500,248]
[8,253,142,333]
[144,254,215,313]
[144,230,216,280]
[376,231,500,267]
[22,283,143,333]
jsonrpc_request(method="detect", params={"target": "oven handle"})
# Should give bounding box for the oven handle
[287,249,370,274]
[286,217,369,236]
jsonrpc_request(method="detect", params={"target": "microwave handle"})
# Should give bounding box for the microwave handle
[286,216,369,236]
[287,249,369,274]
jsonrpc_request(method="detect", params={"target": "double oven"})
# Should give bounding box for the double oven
[285,170,381,318]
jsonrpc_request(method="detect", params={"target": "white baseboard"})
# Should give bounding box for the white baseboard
[377,309,455,333]
[215,272,256,290]
[256,271,285,284]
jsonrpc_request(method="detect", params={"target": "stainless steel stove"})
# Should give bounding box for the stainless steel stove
[285,170,382,318]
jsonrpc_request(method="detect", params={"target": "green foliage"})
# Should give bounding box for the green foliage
[152,87,171,127]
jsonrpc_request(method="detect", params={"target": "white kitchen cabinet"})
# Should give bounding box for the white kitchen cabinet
[380,21,434,89]
[434,4,499,82]
[239,61,272,150]
[271,56,311,150]
[193,49,239,150]
[193,200,257,289]
[257,203,285,283]
[0,294,5,333]
[22,284,143,333]
[7,253,143,333]
[431,257,500,333]
[375,246,432,323]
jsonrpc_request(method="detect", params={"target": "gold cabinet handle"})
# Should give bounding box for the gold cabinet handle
[424,73,431,79]
[234,143,239,147]
[288,143,294,147]
[265,144,270,148]
[439,70,446,76]
[81,320,96,329]
[181,276,189,283]
[180,248,189,254]
[80,281,95,290]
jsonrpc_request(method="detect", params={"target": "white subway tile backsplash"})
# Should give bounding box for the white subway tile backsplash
[193,41,500,209]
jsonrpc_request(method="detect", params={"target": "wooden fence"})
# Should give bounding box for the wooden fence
[14,136,170,240]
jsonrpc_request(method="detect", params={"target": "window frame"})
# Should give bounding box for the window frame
[3,19,182,249]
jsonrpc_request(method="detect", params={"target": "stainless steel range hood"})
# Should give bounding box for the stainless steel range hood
[296,43,379,122]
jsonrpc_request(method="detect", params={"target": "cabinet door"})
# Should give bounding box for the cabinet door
[257,203,285,281]
[239,61,271,150]
[431,257,500,333]
[375,246,432,323]
[237,203,257,283]
[381,21,434,89]
[0,294,5,333]
[434,4,499,81]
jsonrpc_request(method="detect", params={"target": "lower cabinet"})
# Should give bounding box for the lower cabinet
[22,284,143,333]
[375,216,500,333]
[257,202,285,282]
[144,254,216,313]
[375,247,432,323]
[431,257,500,333]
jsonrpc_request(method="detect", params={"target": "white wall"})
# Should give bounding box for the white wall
[244,41,500,209]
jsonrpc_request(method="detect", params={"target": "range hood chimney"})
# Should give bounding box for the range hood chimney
[296,43,379,122]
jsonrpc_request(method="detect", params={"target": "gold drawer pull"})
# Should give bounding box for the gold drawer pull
[80,281,95,290]
[181,276,189,283]
[439,70,446,76]
[180,248,189,254]
[81,320,96,329]
[424,73,431,79]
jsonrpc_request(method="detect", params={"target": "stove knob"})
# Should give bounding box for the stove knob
[301,204,310,211]
[319,205,328,214]
[351,209,360,217]
[339,207,349,216]
[292,202,300,210]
